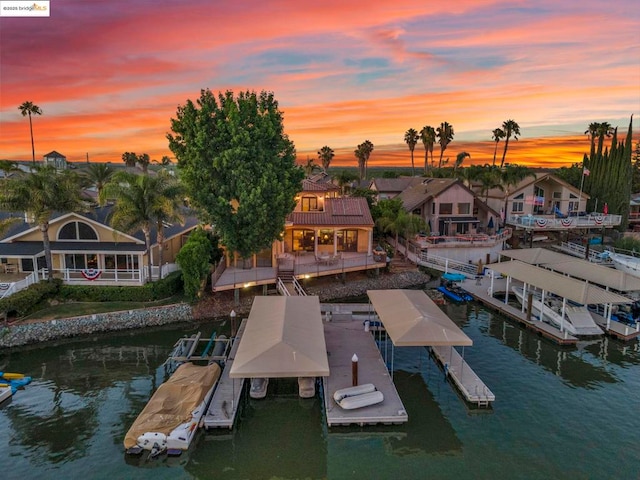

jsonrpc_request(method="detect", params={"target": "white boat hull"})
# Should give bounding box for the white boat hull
[0,385,12,404]
[609,252,640,278]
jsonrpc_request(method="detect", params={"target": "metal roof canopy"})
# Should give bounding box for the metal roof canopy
[229,296,330,379]
[486,260,631,305]
[367,289,472,346]
[501,248,640,292]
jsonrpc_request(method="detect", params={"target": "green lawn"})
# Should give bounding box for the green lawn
[21,295,188,322]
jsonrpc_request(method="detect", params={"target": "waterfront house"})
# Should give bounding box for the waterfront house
[368,177,424,201]
[211,177,385,292]
[0,206,199,290]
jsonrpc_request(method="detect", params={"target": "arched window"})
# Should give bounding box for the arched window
[58,221,98,241]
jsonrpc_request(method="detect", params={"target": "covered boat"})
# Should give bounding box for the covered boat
[607,251,640,279]
[124,362,221,454]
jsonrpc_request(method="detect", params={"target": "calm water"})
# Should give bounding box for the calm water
[1,301,639,480]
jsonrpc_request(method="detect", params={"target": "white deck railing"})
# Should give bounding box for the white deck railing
[507,213,621,229]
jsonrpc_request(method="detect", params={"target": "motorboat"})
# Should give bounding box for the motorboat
[605,251,640,279]
[298,377,315,399]
[437,282,473,302]
[333,383,384,410]
[511,286,603,336]
[249,378,269,399]
[124,362,221,456]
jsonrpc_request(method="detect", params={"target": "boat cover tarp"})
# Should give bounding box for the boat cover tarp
[442,272,467,282]
[123,362,220,449]
[229,296,330,378]
[367,289,472,346]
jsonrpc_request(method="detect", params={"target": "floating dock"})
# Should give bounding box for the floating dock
[430,345,495,407]
[203,319,247,430]
[322,317,408,427]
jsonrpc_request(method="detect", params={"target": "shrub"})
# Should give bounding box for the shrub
[58,271,184,303]
[0,279,62,317]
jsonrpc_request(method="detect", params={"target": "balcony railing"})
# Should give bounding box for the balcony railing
[507,213,621,229]
[412,228,512,248]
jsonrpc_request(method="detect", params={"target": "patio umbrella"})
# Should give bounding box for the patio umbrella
[603,203,608,215]
[487,217,494,230]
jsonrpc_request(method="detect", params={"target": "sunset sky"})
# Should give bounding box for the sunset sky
[1,0,638,169]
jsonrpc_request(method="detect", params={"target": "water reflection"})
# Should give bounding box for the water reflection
[484,313,619,388]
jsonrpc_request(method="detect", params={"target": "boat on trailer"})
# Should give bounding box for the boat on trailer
[124,361,221,457]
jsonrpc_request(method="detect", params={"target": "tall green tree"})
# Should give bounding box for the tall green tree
[317,146,335,172]
[0,165,87,280]
[176,227,215,300]
[491,128,505,166]
[167,89,304,259]
[404,128,419,176]
[584,117,633,230]
[334,170,358,195]
[18,101,43,164]
[420,125,436,174]
[632,141,640,194]
[303,157,318,176]
[99,172,168,282]
[436,122,454,169]
[499,119,520,168]
[584,122,600,158]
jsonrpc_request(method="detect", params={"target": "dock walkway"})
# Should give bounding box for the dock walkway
[203,319,247,430]
[430,345,495,407]
[322,318,408,427]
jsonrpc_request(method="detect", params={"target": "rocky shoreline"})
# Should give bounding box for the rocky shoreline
[0,269,431,350]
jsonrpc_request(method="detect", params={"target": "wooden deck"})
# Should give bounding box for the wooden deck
[463,278,580,345]
[590,312,640,341]
[322,318,408,427]
[430,345,495,407]
[203,319,247,430]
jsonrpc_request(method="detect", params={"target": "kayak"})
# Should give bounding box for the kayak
[0,372,25,380]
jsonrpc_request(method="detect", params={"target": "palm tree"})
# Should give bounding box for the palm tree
[491,128,505,166]
[0,165,88,280]
[99,172,167,282]
[137,153,150,174]
[478,167,503,203]
[355,140,374,181]
[404,128,419,176]
[18,101,43,164]
[83,163,114,198]
[151,170,185,279]
[334,170,358,195]
[375,199,426,255]
[121,152,137,169]
[419,126,436,174]
[303,157,318,176]
[585,122,600,158]
[595,122,613,157]
[160,156,172,166]
[436,122,454,169]
[317,146,335,172]
[453,151,470,176]
[499,119,520,168]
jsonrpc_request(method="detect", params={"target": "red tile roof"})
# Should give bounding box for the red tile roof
[287,197,373,227]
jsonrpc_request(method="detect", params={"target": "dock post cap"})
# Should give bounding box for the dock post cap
[352,354,358,362]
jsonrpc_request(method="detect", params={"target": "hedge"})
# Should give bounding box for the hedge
[58,270,184,302]
[0,271,184,317]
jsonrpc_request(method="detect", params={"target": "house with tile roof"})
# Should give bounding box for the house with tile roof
[211,177,385,292]
[368,177,425,201]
